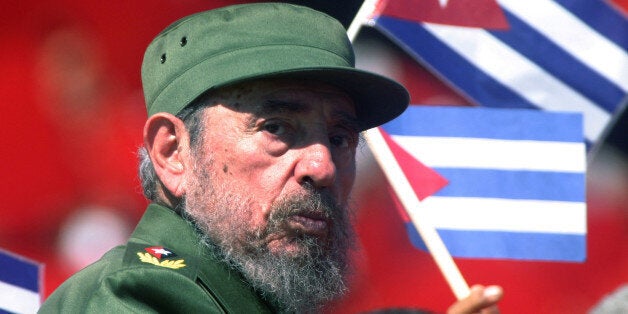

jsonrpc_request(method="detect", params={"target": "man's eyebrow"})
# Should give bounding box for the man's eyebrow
[332,112,361,133]
[254,99,360,132]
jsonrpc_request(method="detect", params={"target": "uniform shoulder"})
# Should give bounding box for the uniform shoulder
[39,244,221,313]
[39,246,126,312]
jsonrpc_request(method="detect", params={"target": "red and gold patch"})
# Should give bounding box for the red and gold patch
[137,246,186,269]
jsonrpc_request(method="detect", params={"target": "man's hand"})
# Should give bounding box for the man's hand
[446,285,503,314]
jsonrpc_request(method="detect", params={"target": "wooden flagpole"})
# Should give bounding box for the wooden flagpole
[347,0,471,300]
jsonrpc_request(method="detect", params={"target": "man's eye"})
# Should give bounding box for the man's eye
[330,135,350,148]
[263,122,286,135]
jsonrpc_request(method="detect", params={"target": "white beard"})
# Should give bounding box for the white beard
[182,153,355,313]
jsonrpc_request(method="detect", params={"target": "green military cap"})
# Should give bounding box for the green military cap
[141,2,409,130]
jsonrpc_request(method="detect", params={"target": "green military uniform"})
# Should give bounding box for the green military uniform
[39,204,275,313]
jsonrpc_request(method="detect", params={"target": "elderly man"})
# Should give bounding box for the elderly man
[40,3,502,313]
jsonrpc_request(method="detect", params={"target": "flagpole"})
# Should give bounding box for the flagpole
[347,0,471,300]
[363,128,470,299]
[347,0,379,41]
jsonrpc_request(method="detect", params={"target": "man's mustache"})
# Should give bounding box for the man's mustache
[269,190,338,222]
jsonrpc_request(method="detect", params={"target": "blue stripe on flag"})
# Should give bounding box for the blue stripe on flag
[555,0,628,48]
[373,17,538,110]
[433,168,585,202]
[382,106,583,142]
[0,250,39,292]
[405,223,586,261]
[492,10,625,113]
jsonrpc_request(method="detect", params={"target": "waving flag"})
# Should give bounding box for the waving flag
[371,0,628,145]
[0,249,41,313]
[381,106,587,262]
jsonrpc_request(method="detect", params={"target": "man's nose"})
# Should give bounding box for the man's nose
[295,142,336,189]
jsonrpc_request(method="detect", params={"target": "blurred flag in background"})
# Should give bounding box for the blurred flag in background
[0,249,42,313]
[372,0,628,145]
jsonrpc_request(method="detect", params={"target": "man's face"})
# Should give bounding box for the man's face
[182,79,359,311]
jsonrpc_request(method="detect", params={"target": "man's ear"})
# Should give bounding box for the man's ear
[143,113,190,198]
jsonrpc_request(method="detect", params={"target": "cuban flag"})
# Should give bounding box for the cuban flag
[381,106,587,262]
[0,249,41,313]
[371,0,628,145]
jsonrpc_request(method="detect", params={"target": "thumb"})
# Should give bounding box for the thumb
[447,285,503,314]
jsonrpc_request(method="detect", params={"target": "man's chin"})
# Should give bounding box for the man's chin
[264,236,325,258]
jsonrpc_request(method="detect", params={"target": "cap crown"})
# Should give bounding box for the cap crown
[142,3,354,117]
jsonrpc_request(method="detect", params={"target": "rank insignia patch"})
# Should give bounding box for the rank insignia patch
[137,246,186,269]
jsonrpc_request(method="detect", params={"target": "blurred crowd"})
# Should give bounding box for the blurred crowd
[0,0,243,294]
[2,13,145,293]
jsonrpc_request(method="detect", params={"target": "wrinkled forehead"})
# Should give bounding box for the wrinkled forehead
[201,78,357,116]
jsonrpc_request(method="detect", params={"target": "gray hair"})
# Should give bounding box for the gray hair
[137,99,208,202]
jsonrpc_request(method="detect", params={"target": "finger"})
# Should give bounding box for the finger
[447,285,503,314]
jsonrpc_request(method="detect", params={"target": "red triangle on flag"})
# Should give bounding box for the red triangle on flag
[379,128,449,201]
[376,0,509,30]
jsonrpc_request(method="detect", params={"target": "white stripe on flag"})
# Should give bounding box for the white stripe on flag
[422,196,587,234]
[0,280,40,314]
[498,0,628,91]
[391,135,586,172]
[422,22,611,142]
